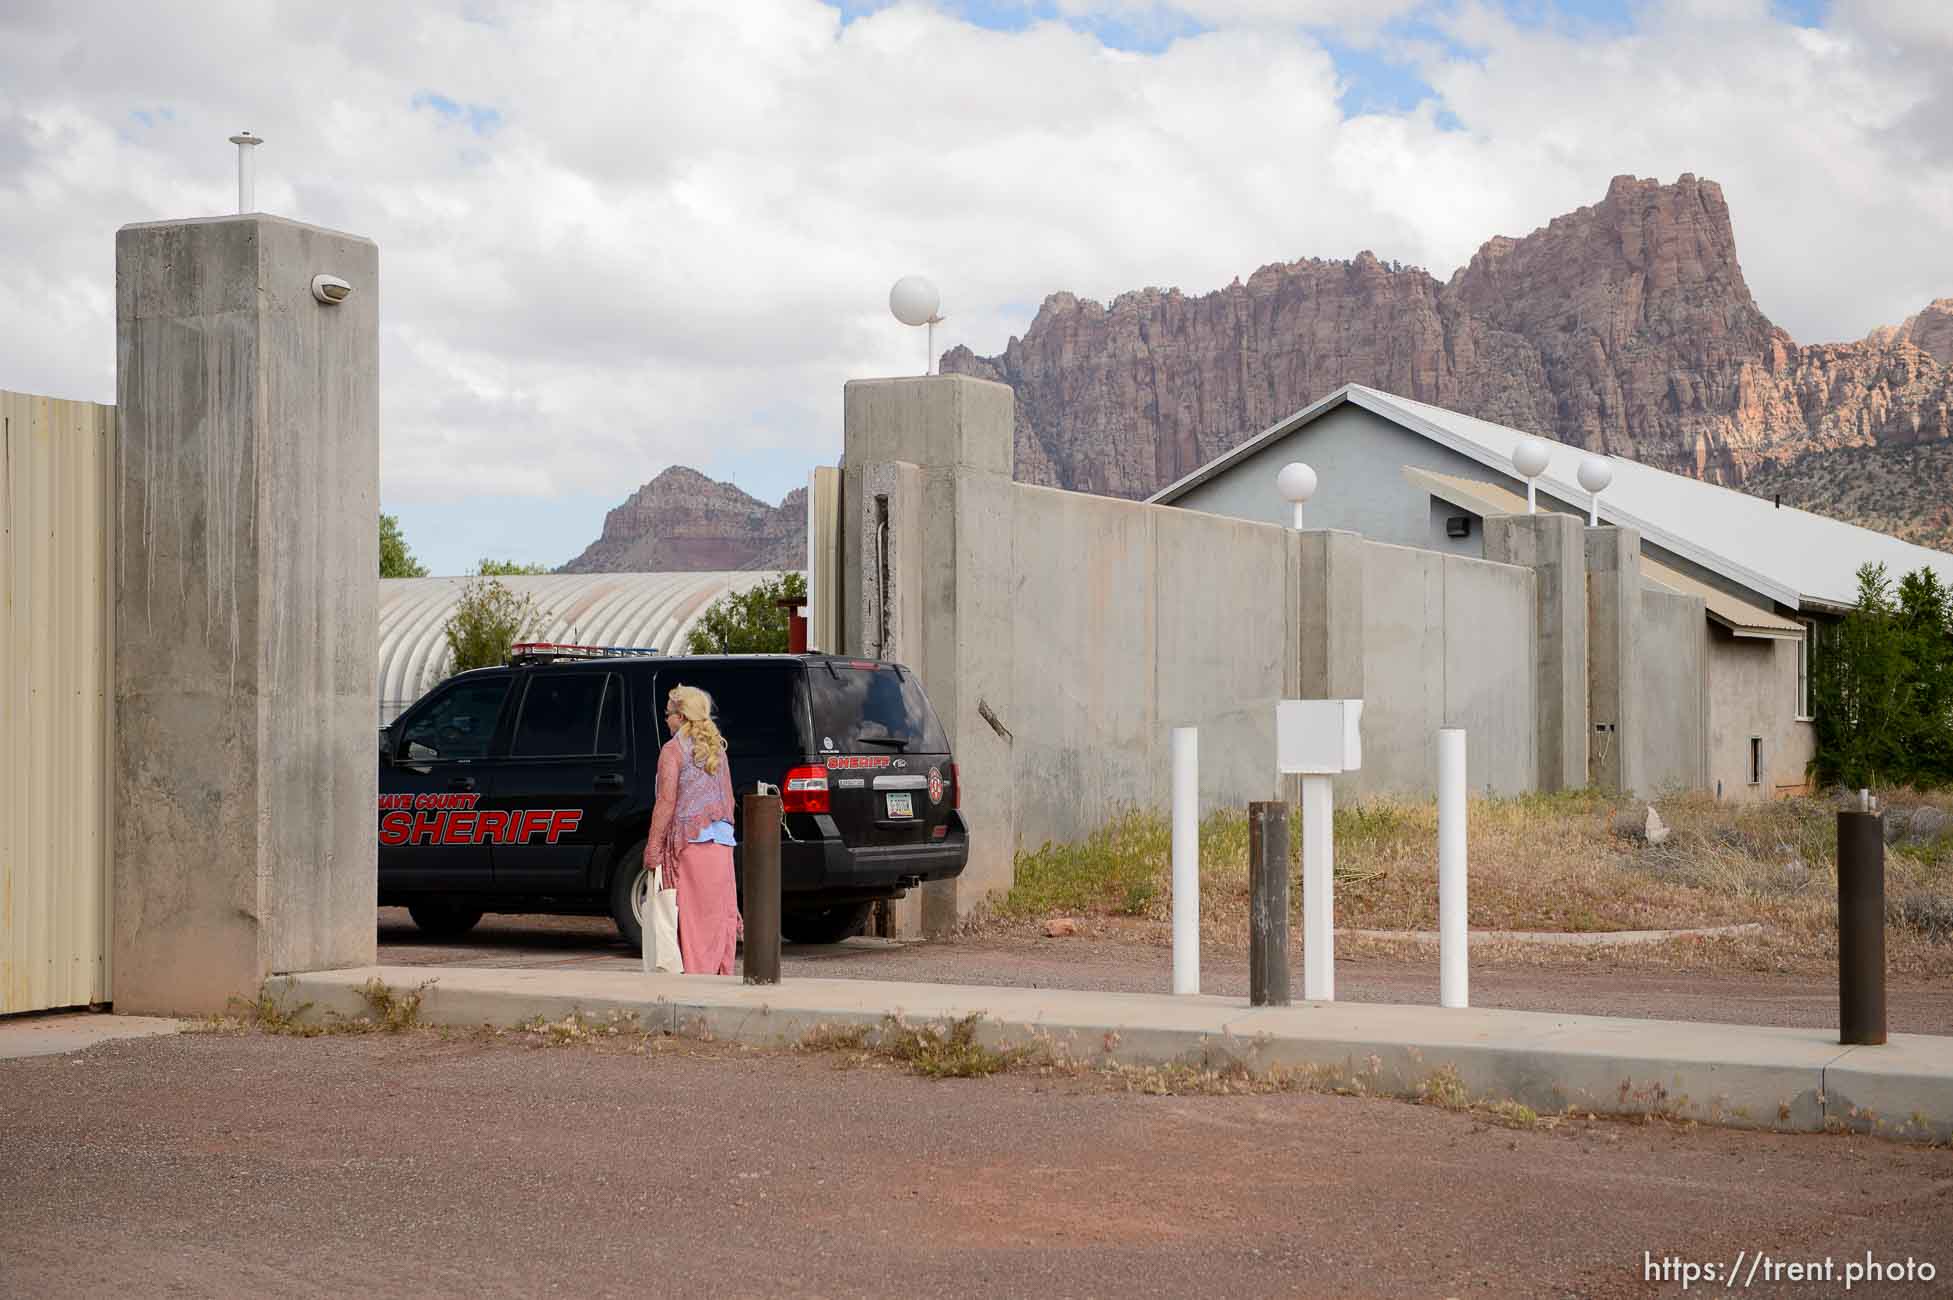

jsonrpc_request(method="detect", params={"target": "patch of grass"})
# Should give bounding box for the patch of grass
[1001,810,1172,919]
[216,979,321,1036]
[354,978,433,1033]
[877,1014,1028,1079]
[796,1022,872,1054]
[513,1009,648,1047]
[994,787,1953,978]
[1417,1064,1471,1111]
[208,977,437,1036]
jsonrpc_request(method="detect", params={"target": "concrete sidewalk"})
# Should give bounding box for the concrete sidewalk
[284,966,1953,1143]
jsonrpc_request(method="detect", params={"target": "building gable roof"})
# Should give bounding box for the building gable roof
[1150,383,1953,611]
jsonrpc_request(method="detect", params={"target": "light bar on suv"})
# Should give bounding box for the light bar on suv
[508,642,660,666]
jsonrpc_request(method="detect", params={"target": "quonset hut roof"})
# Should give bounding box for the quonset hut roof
[378,572,799,719]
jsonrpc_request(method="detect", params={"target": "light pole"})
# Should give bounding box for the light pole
[1512,436,1549,513]
[1578,454,1613,527]
[890,275,944,376]
[1277,461,1317,530]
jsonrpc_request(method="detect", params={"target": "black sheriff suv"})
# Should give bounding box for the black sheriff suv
[377,647,968,947]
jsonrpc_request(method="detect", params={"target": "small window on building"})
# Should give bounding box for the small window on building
[1796,619,1816,720]
[1747,736,1763,787]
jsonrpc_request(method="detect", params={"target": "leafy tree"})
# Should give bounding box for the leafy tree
[441,576,548,676]
[1810,562,1953,789]
[474,558,554,576]
[380,513,428,578]
[1896,567,1953,786]
[684,572,808,655]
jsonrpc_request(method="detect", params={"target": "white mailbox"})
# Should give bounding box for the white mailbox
[1277,699,1363,774]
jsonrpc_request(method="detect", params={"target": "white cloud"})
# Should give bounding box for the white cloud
[1,0,1948,549]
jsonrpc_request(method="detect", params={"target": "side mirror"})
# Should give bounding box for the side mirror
[378,725,393,762]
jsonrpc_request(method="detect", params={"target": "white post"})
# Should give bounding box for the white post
[1301,773,1334,1000]
[1438,727,1468,1009]
[1588,495,1599,527]
[1291,502,1305,530]
[1526,480,1537,514]
[1171,726,1199,996]
[926,318,936,375]
[228,132,262,213]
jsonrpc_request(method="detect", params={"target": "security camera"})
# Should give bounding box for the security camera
[311,273,352,305]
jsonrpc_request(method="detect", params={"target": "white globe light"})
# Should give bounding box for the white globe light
[889,275,940,327]
[1277,461,1318,504]
[1512,436,1551,480]
[1576,454,1613,495]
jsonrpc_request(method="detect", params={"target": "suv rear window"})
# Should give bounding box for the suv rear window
[810,663,950,754]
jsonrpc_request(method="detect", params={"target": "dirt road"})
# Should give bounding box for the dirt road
[378,910,1953,1036]
[4,1029,1949,1299]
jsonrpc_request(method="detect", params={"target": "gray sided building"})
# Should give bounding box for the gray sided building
[1152,384,1953,803]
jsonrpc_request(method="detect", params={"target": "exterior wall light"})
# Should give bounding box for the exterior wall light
[311,274,352,305]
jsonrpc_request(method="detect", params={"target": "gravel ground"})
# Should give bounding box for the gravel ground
[3,1029,1950,1299]
[379,910,1953,1036]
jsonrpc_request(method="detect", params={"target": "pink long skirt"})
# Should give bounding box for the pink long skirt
[674,840,740,976]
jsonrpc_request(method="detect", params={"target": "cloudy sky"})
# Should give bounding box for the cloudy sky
[4,0,1949,575]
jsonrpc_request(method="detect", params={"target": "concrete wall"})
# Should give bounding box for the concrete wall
[1707,630,1815,800]
[113,215,378,1014]
[2,391,115,1014]
[1355,542,1536,799]
[1638,588,1709,795]
[1006,485,1296,849]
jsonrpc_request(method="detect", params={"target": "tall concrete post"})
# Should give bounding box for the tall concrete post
[1485,512,1588,792]
[113,215,379,1014]
[1290,529,1365,700]
[1584,525,1642,796]
[841,375,1016,932]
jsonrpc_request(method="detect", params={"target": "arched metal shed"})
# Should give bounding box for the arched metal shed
[378,571,798,722]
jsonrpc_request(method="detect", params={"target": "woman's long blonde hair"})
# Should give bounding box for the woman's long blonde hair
[667,684,726,774]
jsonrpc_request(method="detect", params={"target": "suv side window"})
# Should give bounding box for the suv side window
[652,665,804,755]
[510,672,624,758]
[400,678,511,761]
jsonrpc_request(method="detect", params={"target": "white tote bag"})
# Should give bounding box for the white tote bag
[639,864,683,975]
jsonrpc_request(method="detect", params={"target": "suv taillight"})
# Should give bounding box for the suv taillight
[950,761,960,810]
[783,765,829,814]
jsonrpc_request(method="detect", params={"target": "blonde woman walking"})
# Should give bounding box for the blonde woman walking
[645,684,742,975]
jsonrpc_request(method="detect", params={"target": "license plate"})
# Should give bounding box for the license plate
[885,792,914,818]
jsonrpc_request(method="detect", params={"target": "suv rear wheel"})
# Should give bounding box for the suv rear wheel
[607,839,649,952]
[781,901,874,946]
[407,904,484,938]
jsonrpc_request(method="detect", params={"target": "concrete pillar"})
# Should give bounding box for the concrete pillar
[858,459,927,939]
[1291,529,1365,699]
[113,215,378,1014]
[1485,512,1589,792]
[841,375,1016,931]
[1584,525,1642,795]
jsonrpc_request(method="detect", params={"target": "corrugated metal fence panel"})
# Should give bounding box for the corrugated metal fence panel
[2,390,115,1014]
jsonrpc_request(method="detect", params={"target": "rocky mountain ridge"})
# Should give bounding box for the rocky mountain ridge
[560,467,805,573]
[942,174,1953,511]
[564,174,1952,569]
